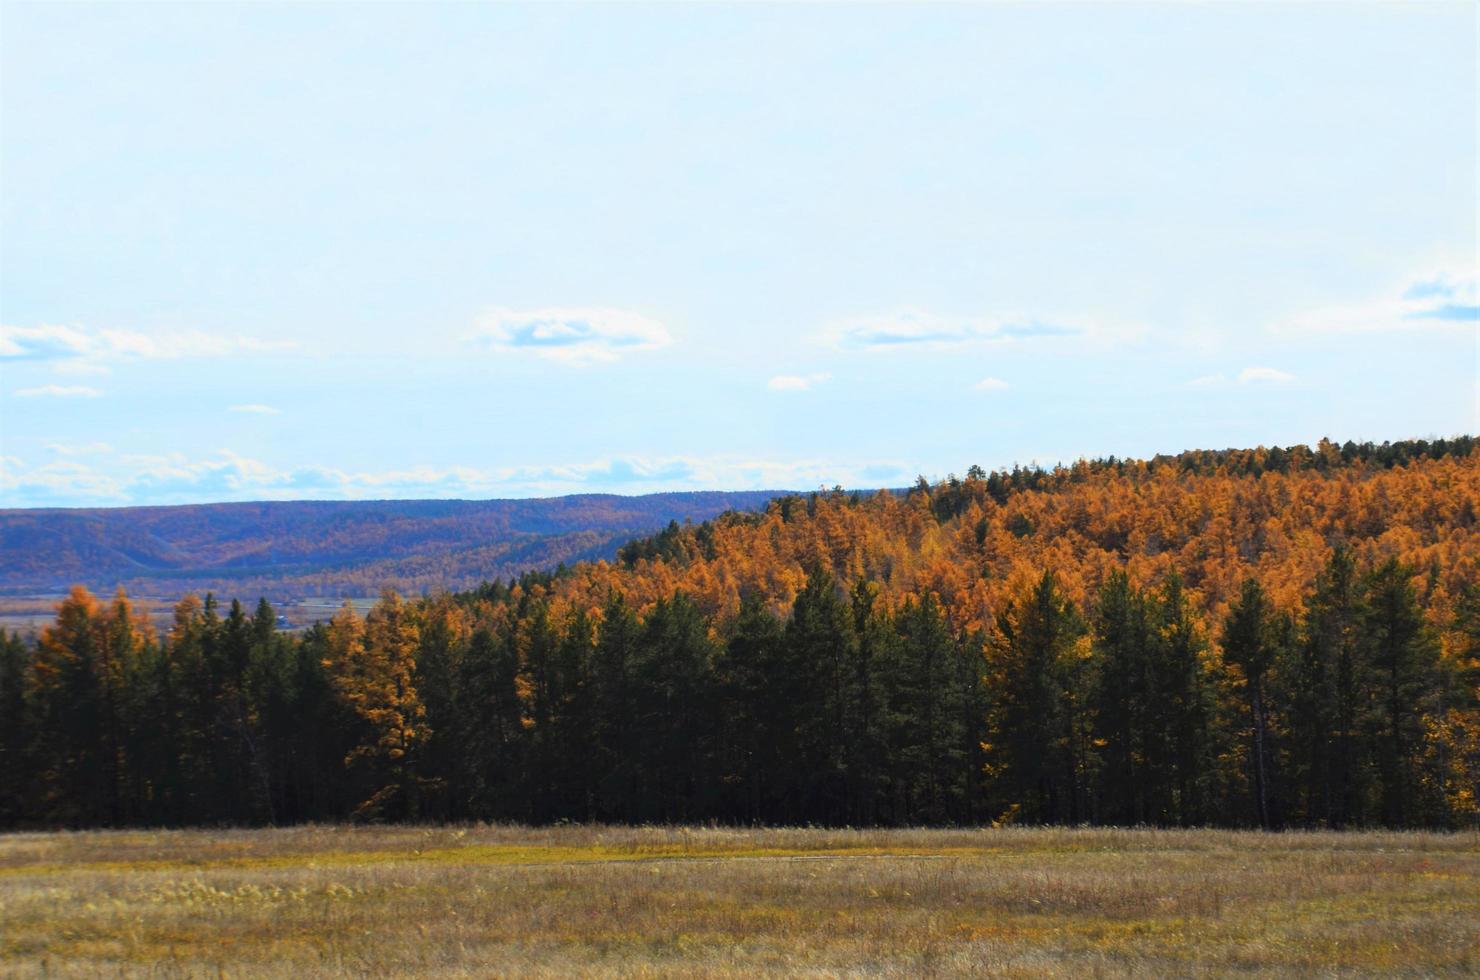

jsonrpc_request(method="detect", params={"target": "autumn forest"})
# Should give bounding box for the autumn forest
[2,437,1477,831]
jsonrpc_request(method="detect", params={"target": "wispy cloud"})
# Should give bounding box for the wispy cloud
[1277,269,1478,334]
[0,458,121,504]
[53,360,112,376]
[1237,366,1296,384]
[768,372,831,391]
[45,442,114,456]
[0,451,912,507]
[1186,367,1297,388]
[229,404,283,415]
[973,377,1010,391]
[818,310,1125,352]
[13,384,103,398]
[0,325,93,361]
[0,324,296,364]
[468,307,672,365]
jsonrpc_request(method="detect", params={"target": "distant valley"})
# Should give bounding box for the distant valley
[0,490,786,616]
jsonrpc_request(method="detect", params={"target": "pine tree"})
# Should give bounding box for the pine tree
[1150,574,1217,825]
[515,597,560,820]
[1091,571,1153,823]
[1364,559,1441,826]
[713,591,785,822]
[986,572,1084,824]
[847,580,892,824]
[240,597,290,823]
[409,594,466,821]
[0,632,32,824]
[454,625,524,820]
[891,593,971,823]
[1286,548,1369,826]
[30,587,110,824]
[784,567,857,822]
[549,608,596,819]
[631,593,716,822]
[1221,579,1285,829]
[591,592,641,821]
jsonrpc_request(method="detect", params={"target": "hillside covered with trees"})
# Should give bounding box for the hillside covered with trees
[2,437,1477,830]
[0,491,783,599]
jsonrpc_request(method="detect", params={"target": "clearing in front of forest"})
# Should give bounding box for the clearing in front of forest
[1,825,1477,977]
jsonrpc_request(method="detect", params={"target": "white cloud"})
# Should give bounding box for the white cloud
[1,458,123,503]
[817,309,1137,352]
[0,323,296,364]
[0,450,916,507]
[1237,367,1296,385]
[468,307,672,364]
[0,324,94,360]
[99,329,294,359]
[45,442,114,456]
[1184,374,1227,388]
[13,384,103,398]
[768,372,831,391]
[973,377,1010,391]
[53,360,112,376]
[1185,367,1297,388]
[1276,268,1478,334]
[229,404,283,415]
[822,310,1077,350]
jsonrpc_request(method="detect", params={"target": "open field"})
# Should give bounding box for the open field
[2,826,1478,977]
[0,595,382,640]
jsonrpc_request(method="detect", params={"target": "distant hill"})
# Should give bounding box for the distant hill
[0,491,787,599]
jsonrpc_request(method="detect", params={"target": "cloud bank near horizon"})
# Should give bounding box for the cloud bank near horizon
[0,450,918,508]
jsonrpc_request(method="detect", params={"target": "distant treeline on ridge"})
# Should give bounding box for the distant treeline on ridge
[0,490,787,599]
[1,436,1477,830]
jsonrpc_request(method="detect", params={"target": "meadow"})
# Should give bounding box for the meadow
[2,825,1477,977]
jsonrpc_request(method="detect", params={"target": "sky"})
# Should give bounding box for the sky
[1,2,1476,508]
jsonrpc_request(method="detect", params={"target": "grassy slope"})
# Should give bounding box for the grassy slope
[2,826,1476,977]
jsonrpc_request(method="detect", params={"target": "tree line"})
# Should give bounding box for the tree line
[3,438,1476,829]
[1,547,1474,829]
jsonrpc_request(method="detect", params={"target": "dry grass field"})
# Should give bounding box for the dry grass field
[1,825,1477,978]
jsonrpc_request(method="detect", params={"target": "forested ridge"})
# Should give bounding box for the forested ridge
[0,490,783,598]
[2,437,1478,830]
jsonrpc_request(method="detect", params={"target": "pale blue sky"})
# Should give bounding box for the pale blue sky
[2,2,1476,507]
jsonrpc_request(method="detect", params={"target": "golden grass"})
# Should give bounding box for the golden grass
[1,825,1477,977]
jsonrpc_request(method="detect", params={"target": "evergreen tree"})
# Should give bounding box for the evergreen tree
[891,593,971,823]
[29,587,110,825]
[783,568,857,822]
[0,632,32,824]
[713,591,786,822]
[591,592,641,821]
[411,595,467,821]
[454,624,524,820]
[1363,559,1441,826]
[1286,548,1369,826]
[549,608,596,819]
[630,593,716,822]
[847,580,893,824]
[515,597,561,821]
[986,572,1084,823]
[1221,579,1285,829]
[241,597,293,824]
[1090,571,1153,824]
[1150,574,1217,825]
